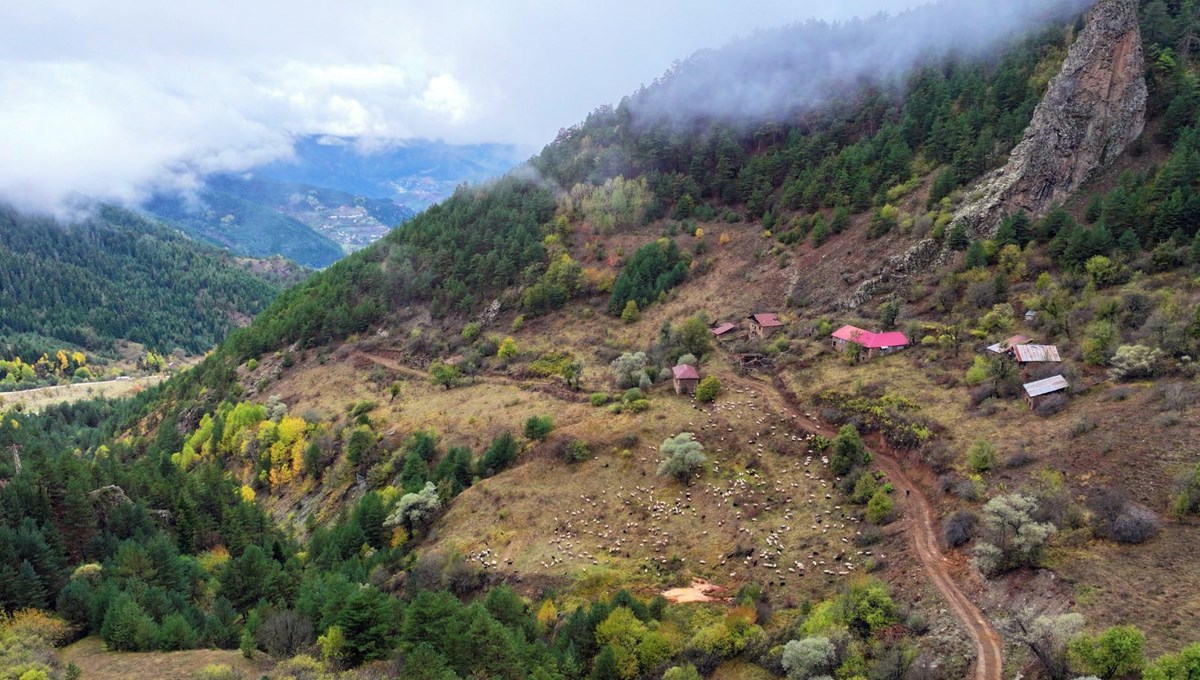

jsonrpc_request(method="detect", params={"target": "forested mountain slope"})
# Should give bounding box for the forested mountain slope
[6,2,1200,680]
[0,205,284,356]
[144,175,416,269]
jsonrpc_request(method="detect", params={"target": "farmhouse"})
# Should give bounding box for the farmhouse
[711,323,738,341]
[1023,374,1069,407]
[747,313,783,339]
[831,325,910,359]
[672,364,700,395]
[1011,344,1061,364]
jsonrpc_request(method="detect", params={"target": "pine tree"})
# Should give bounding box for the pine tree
[14,559,48,609]
[1118,228,1141,255]
[948,223,970,251]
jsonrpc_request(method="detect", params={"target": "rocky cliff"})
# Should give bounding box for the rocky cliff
[952,0,1147,237]
[844,0,1147,308]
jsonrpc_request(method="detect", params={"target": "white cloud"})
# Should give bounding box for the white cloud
[0,0,1040,215]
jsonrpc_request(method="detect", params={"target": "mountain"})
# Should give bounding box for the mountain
[142,137,520,268]
[144,175,415,269]
[254,136,525,209]
[0,204,287,357]
[6,2,1200,679]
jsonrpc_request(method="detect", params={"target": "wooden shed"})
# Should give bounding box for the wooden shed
[1023,375,1069,407]
[711,323,738,341]
[986,335,1032,354]
[1011,344,1061,364]
[672,364,700,395]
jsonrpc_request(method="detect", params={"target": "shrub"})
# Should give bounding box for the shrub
[695,376,722,403]
[561,440,592,463]
[196,665,243,680]
[966,440,996,472]
[497,336,519,360]
[621,300,640,323]
[1034,393,1068,417]
[612,352,648,389]
[943,510,978,547]
[1108,344,1162,381]
[590,392,610,407]
[658,433,705,484]
[829,425,869,476]
[972,494,1055,577]
[866,489,895,524]
[781,637,836,680]
[1173,464,1200,516]
[254,610,314,659]
[1069,625,1146,680]
[1110,505,1160,544]
[1089,490,1160,544]
[523,415,554,441]
[385,482,443,534]
[1004,449,1034,468]
[623,387,645,403]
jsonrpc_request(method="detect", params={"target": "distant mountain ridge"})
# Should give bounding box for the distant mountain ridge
[142,137,521,268]
[254,136,525,209]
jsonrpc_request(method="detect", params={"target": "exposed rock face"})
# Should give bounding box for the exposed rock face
[953,0,1147,237]
[843,0,1147,309]
[845,238,945,309]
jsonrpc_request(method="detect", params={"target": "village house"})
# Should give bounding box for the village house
[710,323,738,341]
[831,325,910,359]
[1011,344,1061,364]
[672,364,700,395]
[747,313,783,339]
[1023,374,1069,408]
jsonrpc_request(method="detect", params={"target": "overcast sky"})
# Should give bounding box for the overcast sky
[0,0,936,214]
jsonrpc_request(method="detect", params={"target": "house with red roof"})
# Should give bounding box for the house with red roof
[831,325,910,359]
[747,313,783,339]
[672,364,701,395]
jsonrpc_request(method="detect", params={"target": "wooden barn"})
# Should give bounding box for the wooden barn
[672,364,700,395]
[1023,375,1069,407]
[747,313,783,339]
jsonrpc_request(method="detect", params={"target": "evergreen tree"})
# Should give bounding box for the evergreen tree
[13,559,48,609]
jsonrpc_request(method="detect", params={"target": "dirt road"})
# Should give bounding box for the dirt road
[766,377,1003,680]
[872,454,1004,680]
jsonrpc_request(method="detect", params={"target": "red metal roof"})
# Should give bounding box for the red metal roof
[672,364,700,380]
[831,325,910,349]
[749,313,782,327]
[711,323,737,336]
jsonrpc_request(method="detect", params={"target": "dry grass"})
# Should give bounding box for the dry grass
[783,342,1200,655]
[59,637,272,680]
[425,366,869,610]
[0,375,168,413]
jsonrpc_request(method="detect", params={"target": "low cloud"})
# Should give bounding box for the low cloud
[0,0,1086,217]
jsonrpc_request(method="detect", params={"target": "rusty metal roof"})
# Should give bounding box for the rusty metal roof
[1024,375,1069,398]
[1012,344,1061,363]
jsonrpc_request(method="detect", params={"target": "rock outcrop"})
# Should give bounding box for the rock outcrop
[843,0,1148,308]
[953,0,1147,237]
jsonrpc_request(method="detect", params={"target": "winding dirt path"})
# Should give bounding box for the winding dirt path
[766,377,1003,680]
[872,455,1004,680]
